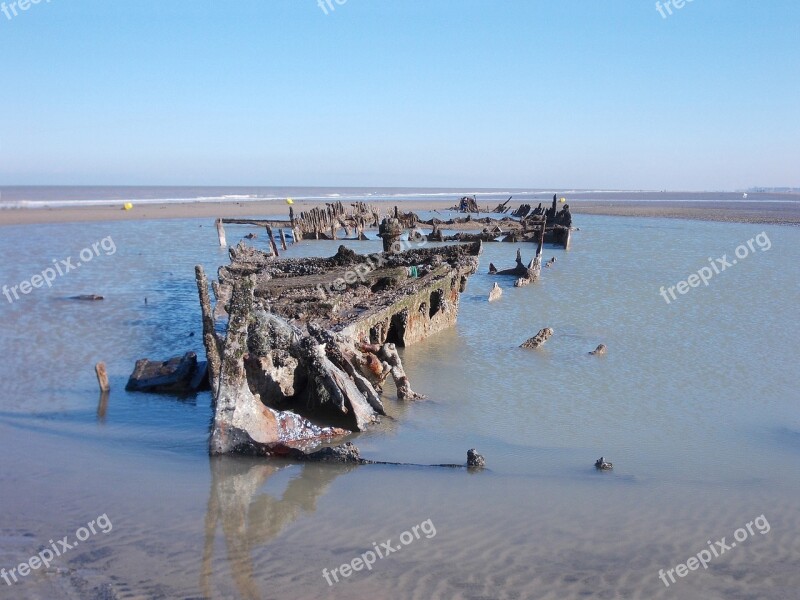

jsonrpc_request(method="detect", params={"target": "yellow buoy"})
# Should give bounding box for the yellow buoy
[286,198,294,205]
[123,202,133,210]
[559,197,566,203]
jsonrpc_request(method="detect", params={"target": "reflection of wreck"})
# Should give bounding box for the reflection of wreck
[195,238,481,456]
[201,457,354,599]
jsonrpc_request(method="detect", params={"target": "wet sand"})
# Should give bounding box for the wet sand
[2,199,799,226]
[571,200,800,225]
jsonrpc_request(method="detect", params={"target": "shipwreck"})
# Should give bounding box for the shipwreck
[195,229,482,457]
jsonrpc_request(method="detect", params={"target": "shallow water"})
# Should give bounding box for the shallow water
[0,214,798,599]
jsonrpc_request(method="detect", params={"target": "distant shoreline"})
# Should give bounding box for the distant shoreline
[1,198,799,227]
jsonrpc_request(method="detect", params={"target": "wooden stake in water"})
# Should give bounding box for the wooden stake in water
[216,218,227,247]
[279,228,288,250]
[265,225,280,257]
[95,362,110,392]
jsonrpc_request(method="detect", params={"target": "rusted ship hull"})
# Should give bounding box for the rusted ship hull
[196,240,481,455]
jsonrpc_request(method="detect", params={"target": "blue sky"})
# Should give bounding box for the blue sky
[0,0,797,189]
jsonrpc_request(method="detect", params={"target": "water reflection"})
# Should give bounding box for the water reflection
[201,456,354,599]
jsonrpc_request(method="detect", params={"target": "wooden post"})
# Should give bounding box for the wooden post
[265,225,280,257]
[215,218,227,248]
[536,221,545,258]
[95,362,110,392]
[279,228,288,250]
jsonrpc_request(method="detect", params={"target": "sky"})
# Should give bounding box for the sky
[0,0,798,190]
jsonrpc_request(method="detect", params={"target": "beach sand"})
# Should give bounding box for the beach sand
[1,198,799,227]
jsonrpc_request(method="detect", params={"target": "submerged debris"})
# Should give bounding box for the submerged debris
[520,327,554,349]
[595,457,613,470]
[126,352,209,393]
[467,449,486,468]
[514,276,531,287]
[492,248,542,282]
[589,344,608,356]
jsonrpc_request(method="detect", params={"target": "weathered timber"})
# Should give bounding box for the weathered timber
[196,265,222,394]
[491,196,513,213]
[95,362,110,393]
[511,203,531,218]
[216,218,227,247]
[492,248,541,282]
[69,294,104,301]
[126,352,209,393]
[265,225,280,257]
[221,218,292,227]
